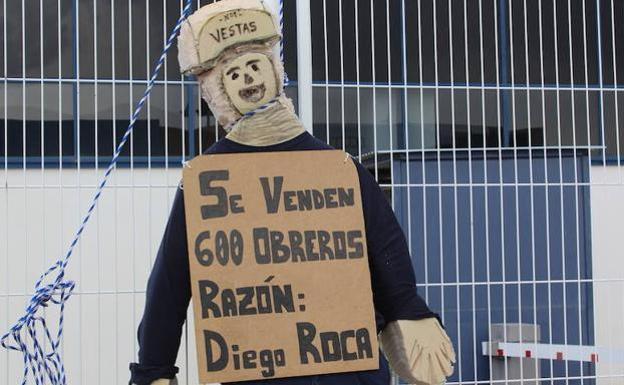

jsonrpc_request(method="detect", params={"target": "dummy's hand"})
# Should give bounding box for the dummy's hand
[379,318,456,385]
[149,378,177,385]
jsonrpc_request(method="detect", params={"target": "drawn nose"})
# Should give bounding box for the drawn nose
[244,73,254,85]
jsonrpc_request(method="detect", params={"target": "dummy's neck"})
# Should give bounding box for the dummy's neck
[225,98,306,147]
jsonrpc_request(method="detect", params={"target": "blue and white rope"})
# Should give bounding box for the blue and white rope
[278,0,289,85]
[224,95,283,132]
[0,1,193,384]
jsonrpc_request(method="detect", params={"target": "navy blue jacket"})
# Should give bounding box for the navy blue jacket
[129,132,436,385]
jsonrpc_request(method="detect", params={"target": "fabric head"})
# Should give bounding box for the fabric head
[177,0,286,129]
[195,43,287,129]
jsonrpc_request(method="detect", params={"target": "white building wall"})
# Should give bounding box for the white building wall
[590,166,624,385]
[1,168,204,385]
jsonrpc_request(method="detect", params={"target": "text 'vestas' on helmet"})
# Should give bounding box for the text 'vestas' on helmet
[177,0,281,76]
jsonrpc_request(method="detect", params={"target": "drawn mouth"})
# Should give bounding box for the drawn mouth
[239,84,266,103]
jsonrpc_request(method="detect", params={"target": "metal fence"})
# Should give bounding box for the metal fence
[2,0,624,384]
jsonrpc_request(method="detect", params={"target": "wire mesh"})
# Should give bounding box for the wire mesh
[1,0,623,384]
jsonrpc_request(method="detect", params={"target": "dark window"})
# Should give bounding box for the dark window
[0,82,191,167]
[283,0,298,81]
[3,0,624,164]
[1,0,300,167]
[311,0,404,84]
[602,91,624,159]
[599,0,624,87]
[77,0,187,81]
[0,83,75,161]
[78,0,295,82]
[4,0,73,78]
[76,84,187,162]
[509,0,600,86]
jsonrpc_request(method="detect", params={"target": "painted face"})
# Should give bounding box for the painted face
[221,52,278,114]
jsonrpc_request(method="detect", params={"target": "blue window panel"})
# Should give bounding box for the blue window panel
[391,150,594,383]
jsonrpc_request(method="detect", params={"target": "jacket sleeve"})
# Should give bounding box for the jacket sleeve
[355,161,437,324]
[129,187,192,385]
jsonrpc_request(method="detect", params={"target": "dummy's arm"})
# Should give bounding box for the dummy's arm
[354,162,456,384]
[355,161,432,321]
[129,188,191,385]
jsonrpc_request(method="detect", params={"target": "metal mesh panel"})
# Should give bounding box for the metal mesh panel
[1,0,623,384]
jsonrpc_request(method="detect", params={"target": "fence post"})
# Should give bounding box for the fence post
[295,0,313,133]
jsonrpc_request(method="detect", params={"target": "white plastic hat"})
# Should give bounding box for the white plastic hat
[177,0,281,75]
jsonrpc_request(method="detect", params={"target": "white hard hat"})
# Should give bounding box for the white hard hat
[177,0,281,75]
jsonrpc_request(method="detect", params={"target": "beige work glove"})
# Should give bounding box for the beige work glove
[379,318,456,385]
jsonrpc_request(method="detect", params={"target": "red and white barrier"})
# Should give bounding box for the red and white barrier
[482,342,624,363]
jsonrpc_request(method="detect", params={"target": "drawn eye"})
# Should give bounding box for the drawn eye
[231,72,239,80]
[251,64,259,72]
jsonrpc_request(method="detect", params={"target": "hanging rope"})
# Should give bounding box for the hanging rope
[0,1,193,384]
[278,0,289,85]
[224,94,283,132]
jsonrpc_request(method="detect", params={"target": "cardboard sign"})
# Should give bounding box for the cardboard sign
[182,150,378,383]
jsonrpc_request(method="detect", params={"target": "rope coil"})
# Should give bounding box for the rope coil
[0,1,193,384]
[1,1,286,383]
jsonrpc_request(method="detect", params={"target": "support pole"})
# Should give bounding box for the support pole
[295,0,314,133]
